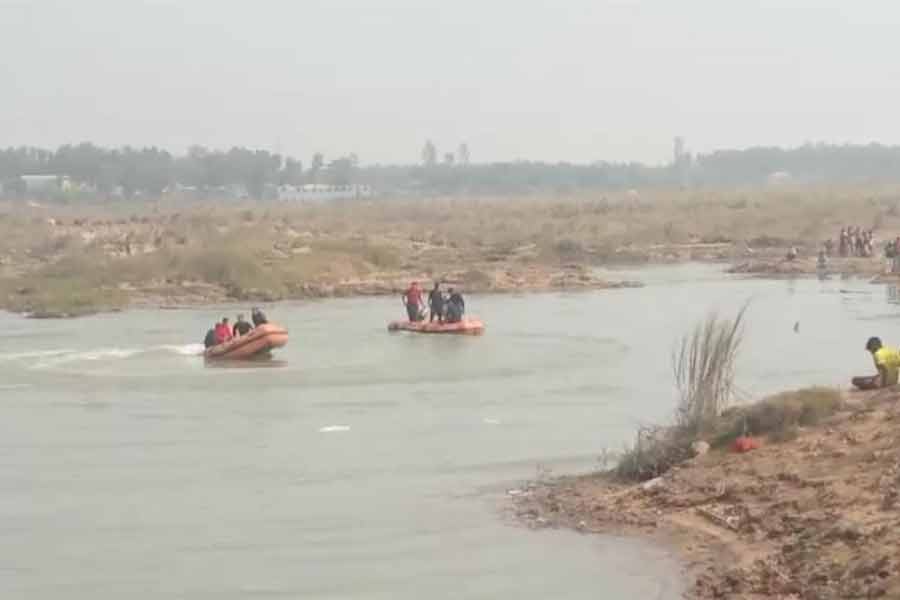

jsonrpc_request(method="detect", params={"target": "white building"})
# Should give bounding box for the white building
[21,175,72,193]
[278,183,374,202]
[767,171,792,185]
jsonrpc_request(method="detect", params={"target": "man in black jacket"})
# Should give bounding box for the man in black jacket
[446,288,465,323]
[203,327,217,348]
[428,282,445,323]
[251,307,268,327]
[233,314,253,337]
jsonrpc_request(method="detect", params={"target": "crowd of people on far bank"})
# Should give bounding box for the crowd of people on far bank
[788,226,876,264]
[402,281,466,323]
[203,307,268,348]
[783,226,900,272]
[837,226,875,258]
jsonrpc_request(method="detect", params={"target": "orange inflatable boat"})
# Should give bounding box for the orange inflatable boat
[388,318,485,335]
[205,323,289,360]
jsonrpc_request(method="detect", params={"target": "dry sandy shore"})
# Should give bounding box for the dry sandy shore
[3,195,900,317]
[510,390,900,599]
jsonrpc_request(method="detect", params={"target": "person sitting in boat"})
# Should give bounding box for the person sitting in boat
[445,288,465,323]
[251,307,268,327]
[233,313,253,337]
[428,282,445,323]
[853,337,900,390]
[203,326,217,349]
[402,281,424,322]
[214,318,233,345]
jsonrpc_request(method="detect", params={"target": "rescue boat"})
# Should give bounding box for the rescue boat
[204,323,289,360]
[387,318,485,335]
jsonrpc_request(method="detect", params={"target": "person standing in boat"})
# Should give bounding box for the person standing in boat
[428,282,445,323]
[233,313,253,337]
[445,288,465,323]
[251,307,268,327]
[402,281,424,322]
[214,318,233,344]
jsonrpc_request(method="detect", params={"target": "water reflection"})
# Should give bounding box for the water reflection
[203,356,288,369]
[785,277,797,295]
[887,284,899,305]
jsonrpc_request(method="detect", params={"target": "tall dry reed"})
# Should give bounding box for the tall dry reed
[672,304,747,434]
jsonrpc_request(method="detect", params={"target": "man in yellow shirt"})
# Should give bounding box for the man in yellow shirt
[863,337,900,388]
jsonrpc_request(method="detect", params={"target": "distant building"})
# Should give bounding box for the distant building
[278,184,374,202]
[21,175,71,193]
[767,171,792,185]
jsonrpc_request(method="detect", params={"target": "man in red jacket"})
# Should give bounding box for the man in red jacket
[402,281,423,322]
[214,318,233,344]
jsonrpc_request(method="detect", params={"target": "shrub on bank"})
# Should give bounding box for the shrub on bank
[712,387,844,447]
[614,387,845,482]
[613,305,844,483]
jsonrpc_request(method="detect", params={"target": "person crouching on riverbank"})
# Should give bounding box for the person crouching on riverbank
[853,337,900,390]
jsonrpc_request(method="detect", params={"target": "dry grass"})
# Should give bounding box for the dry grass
[3,183,900,315]
[712,386,844,446]
[5,183,900,258]
[615,386,845,482]
[0,252,127,316]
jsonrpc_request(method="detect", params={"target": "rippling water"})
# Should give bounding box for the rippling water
[2,264,897,598]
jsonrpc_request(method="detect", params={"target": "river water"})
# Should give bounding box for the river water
[1,264,896,599]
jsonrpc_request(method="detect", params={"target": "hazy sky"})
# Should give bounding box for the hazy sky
[3,0,900,164]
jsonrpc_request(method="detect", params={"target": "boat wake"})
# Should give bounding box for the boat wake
[158,343,206,356]
[2,344,206,369]
[0,349,75,362]
[318,425,351,433]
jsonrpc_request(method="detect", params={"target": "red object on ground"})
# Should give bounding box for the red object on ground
[732,436,762,453]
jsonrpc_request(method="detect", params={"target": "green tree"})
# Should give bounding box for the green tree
[421,140,437,167]
[280,157,304,185]
[327,154,359,185]
[309,153,325,183]
[457,143,470,165]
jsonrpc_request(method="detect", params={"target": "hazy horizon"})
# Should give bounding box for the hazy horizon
[3,0,900,165]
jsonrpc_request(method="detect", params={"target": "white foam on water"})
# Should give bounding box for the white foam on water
[156,344,205,356]
[16,342,206,371]
[0,349,75,362]
[482,418,502,425]
[30,347,145,369]
[0,384,33,390]
[318,425,351,433]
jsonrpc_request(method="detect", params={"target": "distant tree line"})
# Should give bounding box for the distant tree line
[0,144,358,199]
[693,143,900,186]
[4,141,900,200]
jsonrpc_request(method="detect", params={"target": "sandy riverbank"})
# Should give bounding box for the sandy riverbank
[727,254,888,279]
[510,389,900,599]
[5,186,900,317]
